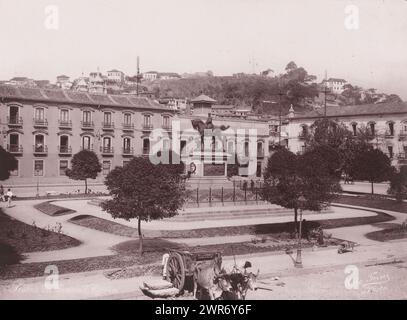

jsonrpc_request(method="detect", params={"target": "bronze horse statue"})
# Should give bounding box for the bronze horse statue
[191,115,230,151]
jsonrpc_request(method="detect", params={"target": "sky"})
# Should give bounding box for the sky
[0,0,406,99]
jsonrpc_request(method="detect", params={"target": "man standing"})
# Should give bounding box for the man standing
[6,188,13,207]
[0,185,4,202]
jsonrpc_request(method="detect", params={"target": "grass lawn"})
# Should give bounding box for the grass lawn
[34,201,76,216]
[0,209,81,266]
[69,209,393,239]
[335,195,407,213]
[365,223,407,242]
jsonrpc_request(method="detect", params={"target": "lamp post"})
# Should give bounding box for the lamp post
[36,169,40,198]
[295,195,306,268]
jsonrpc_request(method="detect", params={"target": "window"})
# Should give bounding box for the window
[162,115,170,128]
[143,138,150,154]
[124,113,131,125]
[10,160,18,176]
[82,136,91,150]
[34,134,45,152]
[59,160,69,176]
[123,137,131,152]
[388,122,394,136]
[257,142,263,156]
[34,160,44,176]
[60,135,69,152]
[9,106,19,123]
[83,110,91,123]
[227,140,235,154]
[104,112,112,124]
[34,108,45,121]
[143,114,152,128]
[180,140,187,155]
[244,141,249,156]
[103,137,112,150]
[102,161,111,175]
[9,133,19,151]
[60,109,69,122]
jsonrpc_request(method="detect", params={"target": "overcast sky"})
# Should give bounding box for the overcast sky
[0,0,406,99]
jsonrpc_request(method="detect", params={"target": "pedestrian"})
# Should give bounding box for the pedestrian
[6,188,13,207]
[0,185,4,202]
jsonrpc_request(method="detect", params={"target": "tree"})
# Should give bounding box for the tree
[388,166,407,202]
[262,147,341,231]
[66,150,101,193]
[101,156,186,255]
[0,146,18,181]
[351,148,392,194]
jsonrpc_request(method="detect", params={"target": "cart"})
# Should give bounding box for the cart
[165,249,222,291]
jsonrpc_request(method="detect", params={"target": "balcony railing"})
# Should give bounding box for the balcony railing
[385,152,394,159]
[257,150,264,158]
[81,121,94,129]
[385,130,394,138]
[122,147,133,156]
[399,131,407,138]
[100,146,114,155]
[81,145,94,152]
[33,145,48,154]
[122,123,134,131]
[142,124,153,131]
[102,121,115,130]
[7,116,23,126]
[7,144,23,153]
[398,153,407,161]
[33,118,48,127]
[162,124,172,131]
[143,148,150,155]
[59,120,72,129]
[58,146,72,154]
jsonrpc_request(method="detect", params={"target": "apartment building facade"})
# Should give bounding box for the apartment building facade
[0,85,175,186]
[287,102,407,168]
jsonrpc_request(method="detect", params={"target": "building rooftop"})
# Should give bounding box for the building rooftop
[293,101,407,119]
[323,78,347,83]
[212,104,234,109]
[0,84,170,111]
[191,94,217,104]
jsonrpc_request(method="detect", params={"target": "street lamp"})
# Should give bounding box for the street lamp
[295,195,306,268]
[36,169,40,198]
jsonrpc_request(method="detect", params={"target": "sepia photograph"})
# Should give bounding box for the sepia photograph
[0,0,406,305]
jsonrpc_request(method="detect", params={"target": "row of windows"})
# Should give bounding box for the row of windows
[10,159,132,177]
[7,105,172,127]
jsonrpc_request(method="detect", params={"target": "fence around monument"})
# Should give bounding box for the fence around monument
[185,183,266,208]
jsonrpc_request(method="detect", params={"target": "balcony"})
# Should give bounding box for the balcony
[33,145,48,155]
[385,152,394,159]
[257,150,264,158]
[58,145,72,155]
[102,121,115,131]
[385,130,395,138]
[33,118,48,128]
[59,120,72,129]
[81,121,94,130]
[122,147,134,156]
[398,153,407,162]
[399,131,407,139]
[142,148,150,156]
[162,124,172,131]
[100,146,114,156]
[7,116,23,127]
[80,145,94,152]
[7,145,23,154]
[142,123,153,131]
[122,123,134,131]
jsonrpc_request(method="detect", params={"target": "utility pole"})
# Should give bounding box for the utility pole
[323,70,328,118]
[136,56,140,96]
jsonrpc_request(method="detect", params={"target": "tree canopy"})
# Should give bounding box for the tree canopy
[66,150,102,193]
[262,147,341,231]
[0,146,18,181]
[388,166,407,201]
[101,156,186,255]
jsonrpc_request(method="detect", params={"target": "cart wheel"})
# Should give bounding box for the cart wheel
[166,252,185,291]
